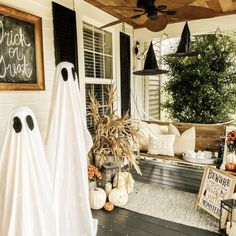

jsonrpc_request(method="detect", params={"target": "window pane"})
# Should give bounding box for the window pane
[86,84,110,132]
[84,51,94,77]
[94,84,102,102]
[95,53,104,78]
[83,27,93,51]
[105,56,112,79]
[104,31,112,55]
[94,31,103,53]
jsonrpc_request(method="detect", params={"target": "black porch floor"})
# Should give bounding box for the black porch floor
[92,207,220,236]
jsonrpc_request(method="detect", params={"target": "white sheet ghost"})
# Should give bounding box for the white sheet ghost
[45,62,97,236]
[0,106,55,236]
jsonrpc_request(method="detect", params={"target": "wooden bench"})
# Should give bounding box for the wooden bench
[131,121,226,193]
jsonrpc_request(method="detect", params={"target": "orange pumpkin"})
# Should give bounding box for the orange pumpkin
[226,163,236,171]
[103,202,114,212]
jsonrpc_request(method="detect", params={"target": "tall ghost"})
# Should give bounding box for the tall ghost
[0,106,55,236]
[45,62,97,236]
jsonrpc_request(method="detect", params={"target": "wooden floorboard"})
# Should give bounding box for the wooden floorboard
[93,208,220,236]
[131,159,205,193]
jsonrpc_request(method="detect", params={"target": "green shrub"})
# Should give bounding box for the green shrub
[163,34,236,124]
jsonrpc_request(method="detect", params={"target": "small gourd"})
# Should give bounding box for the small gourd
[103,202,114,212]
[89,188,106,210]
[108,187,128,206]
[226,163,236,172]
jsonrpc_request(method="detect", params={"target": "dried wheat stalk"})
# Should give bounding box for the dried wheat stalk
[88,86,141,175]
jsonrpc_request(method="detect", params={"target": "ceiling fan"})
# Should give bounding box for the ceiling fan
[100,0,218,32]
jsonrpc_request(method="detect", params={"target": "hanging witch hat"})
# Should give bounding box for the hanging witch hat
[168,22,199,57]
[133,41,169,75]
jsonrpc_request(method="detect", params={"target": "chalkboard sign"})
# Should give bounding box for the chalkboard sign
[0,4,44,90]
[196,166,236,225]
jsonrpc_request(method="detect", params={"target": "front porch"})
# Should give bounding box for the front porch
[0,0,236,236]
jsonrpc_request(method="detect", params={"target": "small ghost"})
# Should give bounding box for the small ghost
[0,106,55,236]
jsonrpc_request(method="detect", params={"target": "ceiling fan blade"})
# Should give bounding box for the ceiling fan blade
[100,18,131,29]
[100,13,145,29]
[173,6,218,20]
[145,15,168,32]
[156,0,196,9]
[131,12,146,19]
[100,6,141,10]
[156,5,167,11]
[162,10,177,15]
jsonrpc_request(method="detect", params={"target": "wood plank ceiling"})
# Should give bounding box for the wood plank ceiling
[84,0,236,30]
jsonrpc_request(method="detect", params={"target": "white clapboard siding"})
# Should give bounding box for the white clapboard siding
[0,0,57,143]
[0,0,120,145]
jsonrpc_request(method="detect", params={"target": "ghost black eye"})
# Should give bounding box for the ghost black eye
[13,116,22,133]
[72,67,76,81]
[26,115,34,130]
[61,68,68,81]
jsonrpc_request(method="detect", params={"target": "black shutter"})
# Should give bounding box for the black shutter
[120,32,131,115]
[52,2,78,73]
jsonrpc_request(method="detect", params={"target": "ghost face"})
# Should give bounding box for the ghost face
[60,64,77,82]
[7,106,40,142]
[12,114,34,133]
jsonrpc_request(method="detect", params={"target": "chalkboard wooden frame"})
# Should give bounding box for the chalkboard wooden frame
[0,4,45,90]
[196,166,236,226]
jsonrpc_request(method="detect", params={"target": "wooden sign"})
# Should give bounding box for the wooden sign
[0,4,44,90]
[196,166,236,225]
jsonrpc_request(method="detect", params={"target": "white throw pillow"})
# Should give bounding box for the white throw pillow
[149,123,169,135]
[138,121,168,151]
[148,134,175,156]
[168,123,196,155]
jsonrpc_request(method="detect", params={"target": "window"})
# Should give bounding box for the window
[83,22,113,131]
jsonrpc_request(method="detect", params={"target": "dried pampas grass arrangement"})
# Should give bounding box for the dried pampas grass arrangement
[88,86,141,175]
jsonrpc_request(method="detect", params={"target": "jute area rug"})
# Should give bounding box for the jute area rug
[122,182,219,233]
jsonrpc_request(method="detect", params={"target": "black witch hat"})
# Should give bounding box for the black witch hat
[133,41,169,76]
[169,22,199,57]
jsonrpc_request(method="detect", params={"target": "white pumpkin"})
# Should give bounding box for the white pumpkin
[89,188,106,210]
[227,153,236,164]
[108,187,128,206]
[113,172,134,194]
